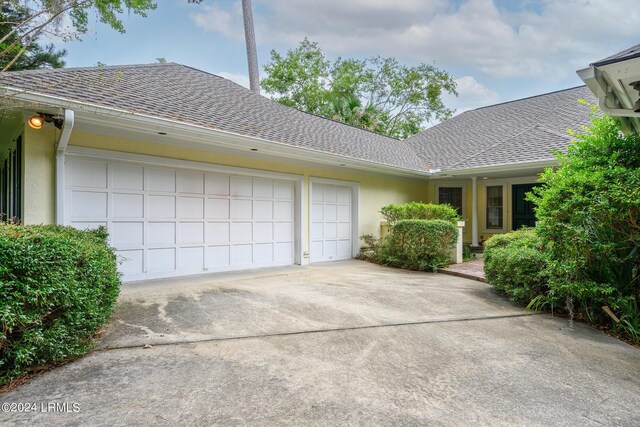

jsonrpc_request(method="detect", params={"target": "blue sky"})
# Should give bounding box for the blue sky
[47,0,639,115]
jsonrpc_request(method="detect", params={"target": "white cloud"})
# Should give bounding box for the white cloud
[191,0,639,82]
[216,71,251,89]
[443,75,501,115]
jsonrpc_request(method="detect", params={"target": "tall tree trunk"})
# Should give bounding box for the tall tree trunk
[241,0,259,93]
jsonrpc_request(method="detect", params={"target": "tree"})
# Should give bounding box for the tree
[261,39,457,139]
[0,0,158,72]
[0,1,66,71]
[528,105,640,337]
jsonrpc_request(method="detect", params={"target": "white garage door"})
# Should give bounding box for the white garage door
[310,182,353,262]
[66,156,296,281]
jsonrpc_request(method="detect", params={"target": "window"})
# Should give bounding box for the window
[486,185,503,229]
[438,187,463,216]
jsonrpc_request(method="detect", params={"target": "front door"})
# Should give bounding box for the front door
[512,183,539,230]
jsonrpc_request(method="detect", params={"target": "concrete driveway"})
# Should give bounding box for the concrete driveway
[2,260,639,426]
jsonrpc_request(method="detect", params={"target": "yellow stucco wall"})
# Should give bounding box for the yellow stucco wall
[23,125,57,225]
[23,131,427,248]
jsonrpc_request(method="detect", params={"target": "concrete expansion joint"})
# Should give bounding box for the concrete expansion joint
[97,312,543,352]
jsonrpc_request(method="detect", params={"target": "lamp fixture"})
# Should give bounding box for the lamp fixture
[27,113,64,130]
[629,81,640,113]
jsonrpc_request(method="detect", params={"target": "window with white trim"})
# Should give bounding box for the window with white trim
[486,185,503,229]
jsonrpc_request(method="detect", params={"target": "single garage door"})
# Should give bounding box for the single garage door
[310,182,353,262]
[66,156,296,281]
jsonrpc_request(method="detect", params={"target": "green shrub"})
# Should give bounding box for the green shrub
[527,108,640,338]
[377,219,457,271]
[0,224,121,384]
[483,228,549,303]
[380,202,460,227]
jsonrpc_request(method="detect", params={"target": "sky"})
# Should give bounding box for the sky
[46,0,639,116]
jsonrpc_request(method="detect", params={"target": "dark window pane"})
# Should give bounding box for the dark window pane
[438,187,463,216]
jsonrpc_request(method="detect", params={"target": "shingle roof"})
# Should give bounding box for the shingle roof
[592,43,640,67]
[0,63,427,172]
[405,86,596,172]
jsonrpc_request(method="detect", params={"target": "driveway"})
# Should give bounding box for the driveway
[2,260,639,426]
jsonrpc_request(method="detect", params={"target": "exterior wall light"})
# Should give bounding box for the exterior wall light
[27,113,64,130]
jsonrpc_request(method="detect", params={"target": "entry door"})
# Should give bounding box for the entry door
[512,183,539,230]
[311,183,353,262]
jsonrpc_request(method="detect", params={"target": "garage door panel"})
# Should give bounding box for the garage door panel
[254,222,273,242]
[206,198,229,219]
[113,164,144,191]
[253,179,273,198]
[231,176,252,197]
[179,247,204,270]
[177,170,204,194]
[112,222,144,247]
[337,223,350,239]
[253,200,273,220]
[117,250,144,275]
[206,174,230,196]
[146,168,176,192]
[254,243,273,263]
[274,181,293,200]
[206,222,229,243]
[148,248,176,273]
[231,245,252,265]
[68,159,107,189]
[274,201,292,220]
[323,204,337,221]
[178,222,205,244]
[113,193,144,218]
[148,195,176,218]
[338,240,352,257]
[230,199,252,219]
[72,191,107,218]
[147,222,175,246]
[337,205,350,221]
[208,245,230,268]
[68,157,296,281]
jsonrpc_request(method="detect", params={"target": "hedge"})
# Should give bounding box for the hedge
[0,224,121,384]
[377,219,458,271]
[380,202,460,227]
[483,228,548,303]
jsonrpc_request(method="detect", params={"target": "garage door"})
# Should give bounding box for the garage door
[66,156,296,281]
[310,182,353,262]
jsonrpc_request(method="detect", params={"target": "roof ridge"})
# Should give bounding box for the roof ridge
[0,62,178,75]
[472,85,587,112]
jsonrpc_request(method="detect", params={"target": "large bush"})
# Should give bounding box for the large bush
[0,224,121,384]
[377,219,458,271]
[527,109,640,338]
[380,202,460,227]
[483,228,549,303]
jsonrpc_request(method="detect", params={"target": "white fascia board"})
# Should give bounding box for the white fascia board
[431,159,558,178]
[2,88,432,179]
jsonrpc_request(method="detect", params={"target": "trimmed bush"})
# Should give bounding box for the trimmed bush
[0,224,121,384]
[378,219,457,271]
[483,228,549,303]
[380,202,460,227]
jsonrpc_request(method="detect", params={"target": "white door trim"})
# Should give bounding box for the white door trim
[309,177,360,261]
[64,146,305,267]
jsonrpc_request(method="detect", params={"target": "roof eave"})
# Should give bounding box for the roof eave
[2,87,432,179]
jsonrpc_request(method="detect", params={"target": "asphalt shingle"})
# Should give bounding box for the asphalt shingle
[405,86,596,172]
[0,63,427,172]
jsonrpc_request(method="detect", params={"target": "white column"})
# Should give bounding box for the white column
[471,176,479,247]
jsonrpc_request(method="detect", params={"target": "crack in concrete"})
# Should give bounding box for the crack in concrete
[98,312,543,352]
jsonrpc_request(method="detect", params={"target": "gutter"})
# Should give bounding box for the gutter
[56,109,75,225]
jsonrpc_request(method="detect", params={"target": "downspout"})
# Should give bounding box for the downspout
[56,109,75,225]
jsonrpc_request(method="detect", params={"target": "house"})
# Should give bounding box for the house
[578,43,640,134]
[0,63,593,281]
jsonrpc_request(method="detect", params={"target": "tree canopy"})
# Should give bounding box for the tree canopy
[0,0,159,72]
[261,39,457,139]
